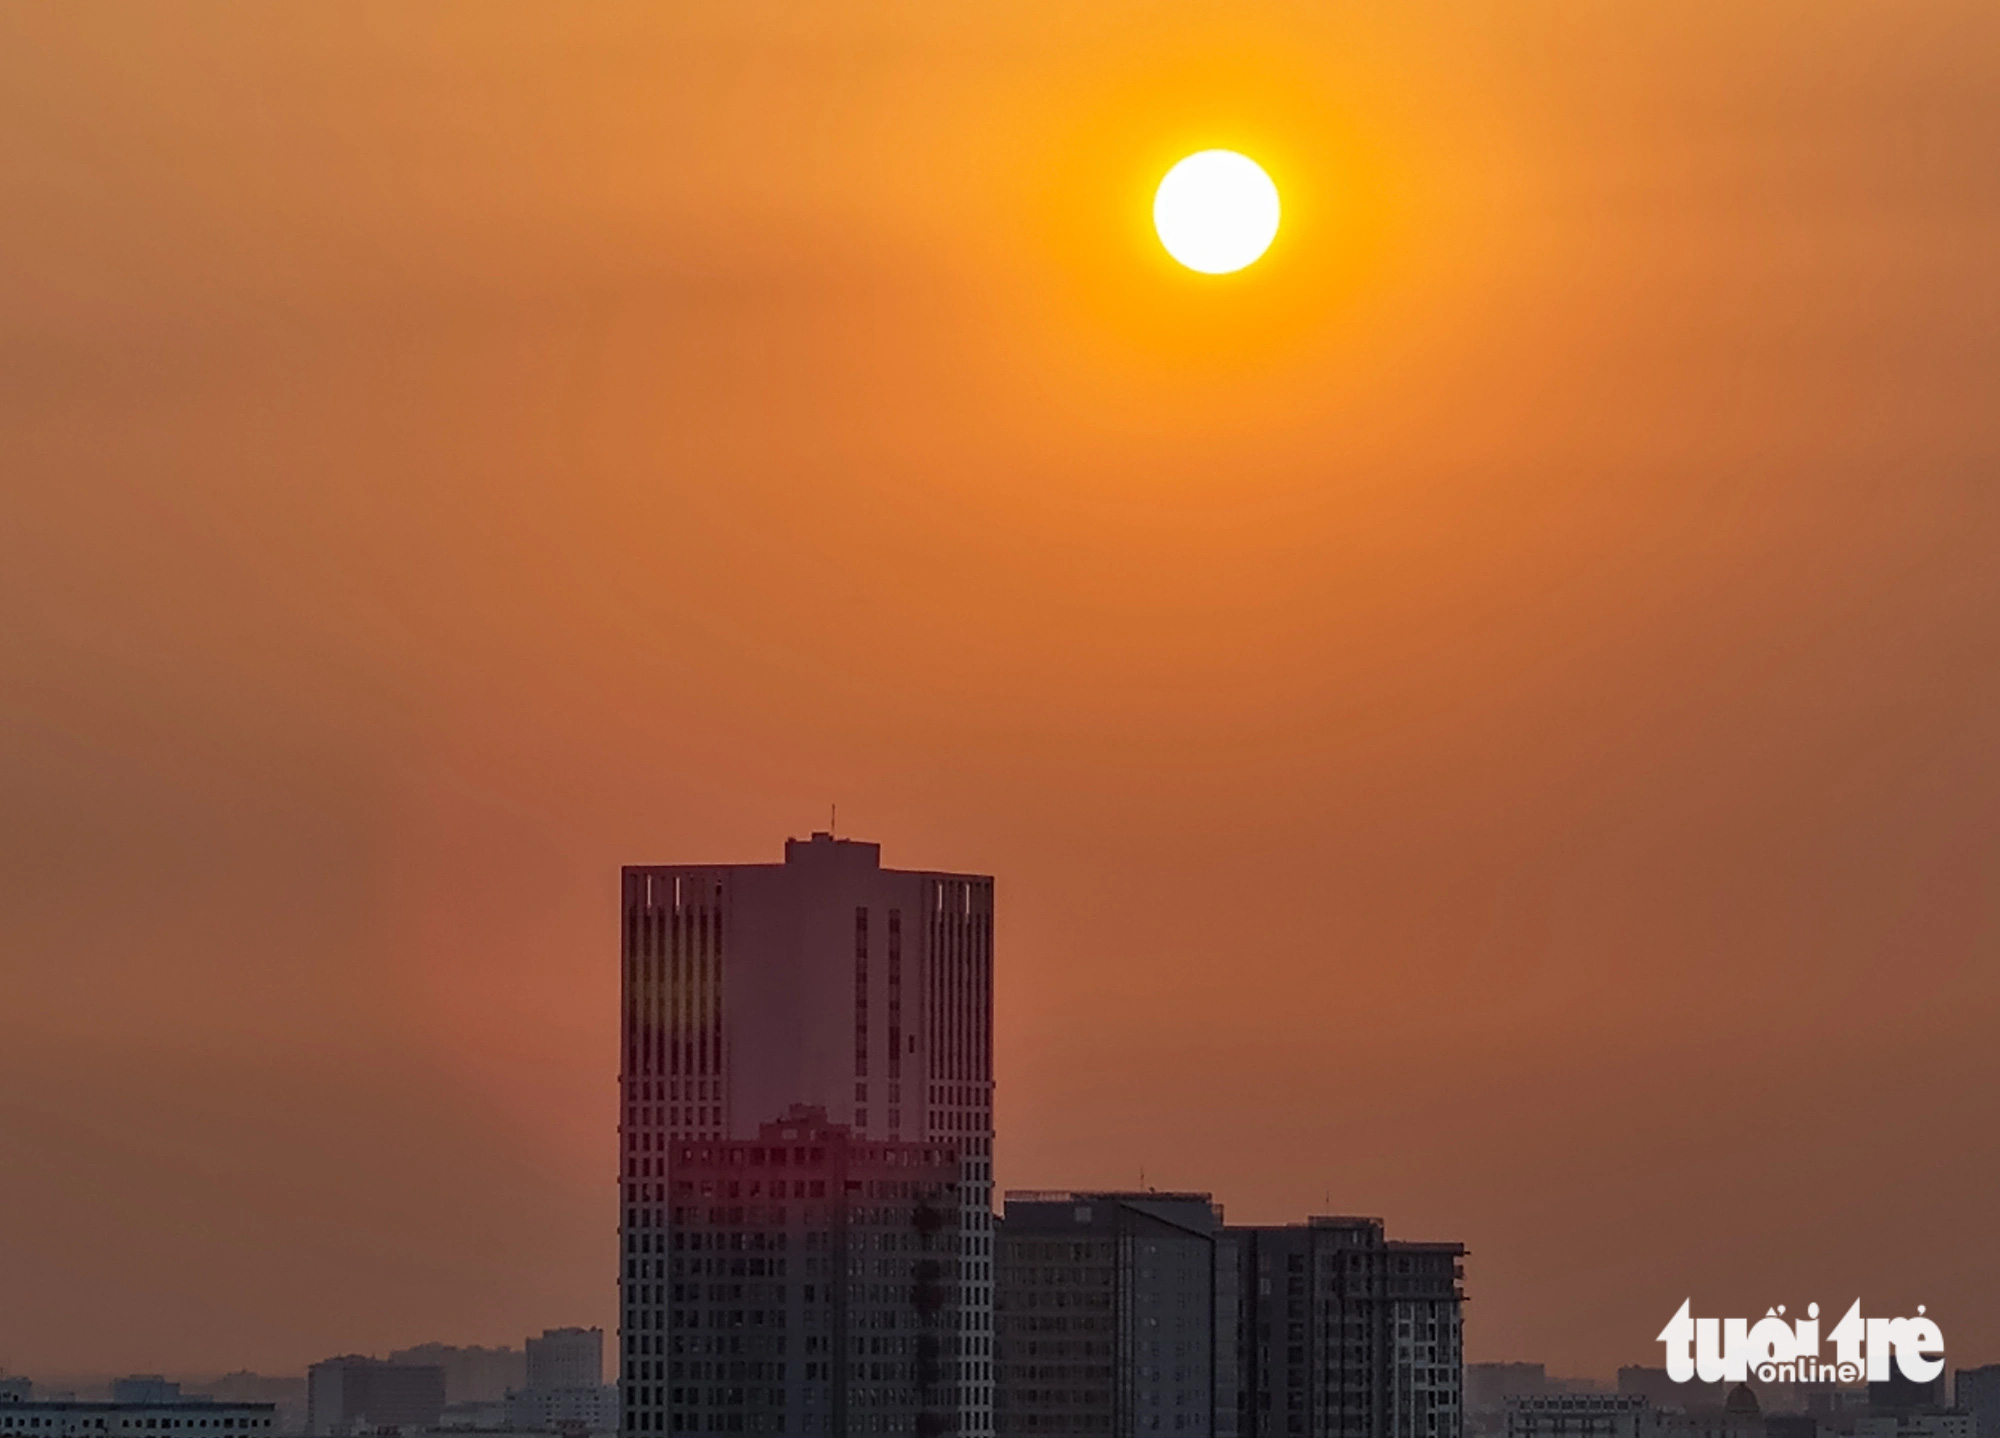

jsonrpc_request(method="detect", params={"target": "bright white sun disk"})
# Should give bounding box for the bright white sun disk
[1153,150,1280,275]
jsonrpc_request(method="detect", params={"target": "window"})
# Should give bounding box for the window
[887,909,902,1080]
[854,908,870,1078]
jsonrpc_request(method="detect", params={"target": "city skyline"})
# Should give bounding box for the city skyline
[0,816,1989,1379]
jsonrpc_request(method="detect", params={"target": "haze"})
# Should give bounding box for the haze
[2,0,1997,1382]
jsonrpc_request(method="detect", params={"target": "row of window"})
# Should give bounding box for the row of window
[1003,1418,1116,1432]
[634,1074,721,1104]
[999,1265,1116,1286]
[676,1147,956,1174]
[1006,1293,1115,1311]
[1001,1389,1113,1407]
[656,1405,960,1431]
[625,901,720,958]
[661,1206,957,1237]
[855,908,870,1078]
[0,1423,271,1433]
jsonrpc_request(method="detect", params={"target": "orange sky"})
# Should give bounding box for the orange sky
[3,0,1998,1382]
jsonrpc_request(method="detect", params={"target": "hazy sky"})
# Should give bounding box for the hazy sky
[3,1,1997,1381]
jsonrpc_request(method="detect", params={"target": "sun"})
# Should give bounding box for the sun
[1153,150,1281,275]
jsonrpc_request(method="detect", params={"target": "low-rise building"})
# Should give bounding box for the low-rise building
[502,1387,618,1433]
[1851,1415,1974,1438]
[0,1401,276,1438]
[1506,1394,1654,1438]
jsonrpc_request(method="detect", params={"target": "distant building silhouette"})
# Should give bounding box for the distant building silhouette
[526,1330,603,1393]
[1851,1415,1972,1438]
[185,1377,307,1438]
[386,1345,524,1407]
[503,1387,618,1435]
[1618,1371,1692,1412]
[1869,1379,1945,1415]
[110,1382,179,1407]
[1508,1397,1768,1438]
[1807,1390,1879,1420]
[305,1359,444,1437]
[619,836,995,1437]
[1471,1367,1550,1411]
[1507,1395,1653,1438]
[1499,1388,1973,1438]
[507,1328,615,1434]
[994,1190,1226,1437]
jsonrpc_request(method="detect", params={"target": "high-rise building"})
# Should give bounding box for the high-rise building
[1223,1217,1465,1438]
[305,1359,446,1437]
[620,835,997,1437]
[992,1204,1463,1438]
[994,1190,1227,1438]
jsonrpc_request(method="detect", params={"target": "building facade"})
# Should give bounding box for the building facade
[625,1106,965,1436]
[620,835,996,1437]
[995,1191,1225,1438]
[1504,1397,1653,1438]
[528,1331,606,1395]
[505,1387,620,1434]
[1955,1369,2000,1438]
[388,1346,527,1407]
[0,1402,276,1438]
[509,1328,616,1433]
[1224,1217,1465,1438]
[305,1360,446,1437]
[1852,1416,1975,1438]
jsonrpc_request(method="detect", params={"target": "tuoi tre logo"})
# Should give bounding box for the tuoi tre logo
[1657,1300,1944,1385]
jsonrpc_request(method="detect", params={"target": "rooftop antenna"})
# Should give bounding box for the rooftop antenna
[830,803,837,836]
